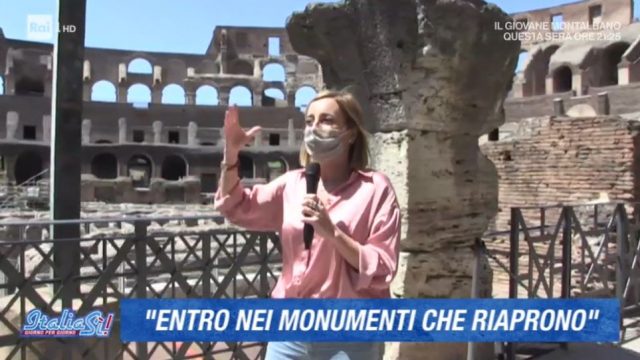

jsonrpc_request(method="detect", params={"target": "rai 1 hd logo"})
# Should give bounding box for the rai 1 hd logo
[27,15,54,41]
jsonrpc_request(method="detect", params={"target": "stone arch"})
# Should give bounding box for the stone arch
[228,60,253,76]
[127,83,152,103]
[262,88,285,107]
[91,80,117,102]
[127,58,153,74]
[599,42,630,86]
[15,151,43,185]
[515,50,528,74]
[524,45,560,96]
[262,63,286,82]
[15,76,45,96]
[91,153,118,179]
[0,76,4,95]
[553,66,573,93]
[238,154,254,179]
[127,154,153,188]
[161,155,188,180]
[229,85,253,106]
[161,83,186,105]
[196,85,219,105]
[295,86,318,110]
[266,158,288,182]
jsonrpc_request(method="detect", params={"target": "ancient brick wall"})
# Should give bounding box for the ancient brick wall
[482,115,640,232]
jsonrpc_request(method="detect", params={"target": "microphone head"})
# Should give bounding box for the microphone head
[305,162,321,179]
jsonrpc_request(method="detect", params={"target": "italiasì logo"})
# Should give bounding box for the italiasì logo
[20,309,114,338]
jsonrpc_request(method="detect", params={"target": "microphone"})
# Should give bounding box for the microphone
[304,162,321,250]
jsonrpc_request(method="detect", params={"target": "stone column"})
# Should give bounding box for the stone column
[219,88,230,106]
[287,89,296,107]
[42,115,51,143]
[152,121,163,144]
[118,117,127,143]
[288,118,296,146]
[188,121,198,146]
[253,91,262,106]
[151,88,162,103]
[81,119,91,144]
[117,85,127,102]
[6,111,18,140]
[287,1,518,359]
[185,91,196,105]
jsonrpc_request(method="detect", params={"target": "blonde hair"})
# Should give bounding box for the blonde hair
[299,90,370,170]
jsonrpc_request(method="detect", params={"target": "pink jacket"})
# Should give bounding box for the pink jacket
[214,168,401,299]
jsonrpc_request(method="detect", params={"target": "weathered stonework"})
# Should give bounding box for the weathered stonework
[287,1,518,359]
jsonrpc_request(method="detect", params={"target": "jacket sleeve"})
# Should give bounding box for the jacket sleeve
[352,184,401,291]
[213,172,289,232]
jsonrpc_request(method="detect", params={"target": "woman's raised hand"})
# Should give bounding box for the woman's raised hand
[223,106,261,160]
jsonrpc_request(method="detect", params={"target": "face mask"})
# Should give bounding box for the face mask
[304,126,351,162]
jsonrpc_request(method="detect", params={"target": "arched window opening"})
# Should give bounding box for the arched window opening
[196,85,219,106]
[91,153,118,179]
[91,80,117,102]
[127,155,152,188]
[161,155,187,181]
[553,66,573,93]
[161,84,186,105]
[128,58,153,74]
[229,86,252,106]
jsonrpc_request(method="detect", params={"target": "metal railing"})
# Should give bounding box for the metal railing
[0,169,50,210]
[481,202,640,360]
[0,215,281,359]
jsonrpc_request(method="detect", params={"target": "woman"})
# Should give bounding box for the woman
[214,90,401,360]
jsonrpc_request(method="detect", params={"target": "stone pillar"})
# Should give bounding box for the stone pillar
[572,72,582,96]
[253,59,262,78]
[287,1,518,359]
[185,91,196,105]
[219,90,230,106]
[597,92,610,115]
[118,117,127,143]
[6,111,18,140]
[4,74,15,95]
[253,91,262,107]
[151,88,162,103]
[153,121,163,144]
[81,119,91,144]
[288,118,296,146]
[188,121,198,146]
[545,76,553,95]
[254,133,262,147]
[287,89,296,106]
[43,115,51,143]
[553,98,565,116]
[618,62,630,86]
[117,85,127,102]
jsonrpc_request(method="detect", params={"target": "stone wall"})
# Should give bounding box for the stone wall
[481,115,640,232]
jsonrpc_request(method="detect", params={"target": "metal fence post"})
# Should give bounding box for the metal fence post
[561,207,572,299]
[134,221,149,360]
[506,208,520,360]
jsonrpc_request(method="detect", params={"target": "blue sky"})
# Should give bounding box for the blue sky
[0,0,638,104]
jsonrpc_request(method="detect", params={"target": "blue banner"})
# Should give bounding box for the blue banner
[119,299,620,342]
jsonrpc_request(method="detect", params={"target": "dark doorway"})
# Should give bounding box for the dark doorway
[127,155,152,188]
[91,153,118,179]
[161,155,187,181]
[553,66,573,93]
[15,151,43,185]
